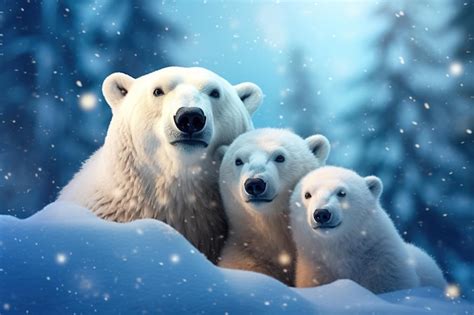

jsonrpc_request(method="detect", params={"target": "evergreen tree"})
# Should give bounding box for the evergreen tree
[348,1,473,296]
[0,0,179,217]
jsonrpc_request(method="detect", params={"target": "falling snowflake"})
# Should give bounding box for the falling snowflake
[55,253,68,265]
[170,254,180,264]
[445,284,460,299]
[278,252,291,266]
[449,62,463,76]
[79,92,98,111]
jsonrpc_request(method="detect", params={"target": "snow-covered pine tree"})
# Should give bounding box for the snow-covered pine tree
[347,1,473,296]
[0,1,179,217]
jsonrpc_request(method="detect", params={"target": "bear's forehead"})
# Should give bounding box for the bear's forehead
[303,168,363,192]
[304,178,343,192]
[235,131,302,150]
[233,139,297,156]
[143,67,222,87]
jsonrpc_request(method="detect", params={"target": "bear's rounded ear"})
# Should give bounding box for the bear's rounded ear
[102,72,135,110]
[234,82,263,115]
[365,176,383,200]
[305,134,330,164]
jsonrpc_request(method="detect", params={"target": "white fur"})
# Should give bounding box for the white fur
[58,67,263,263]
[290,166,447,293]
[218,128,330,286]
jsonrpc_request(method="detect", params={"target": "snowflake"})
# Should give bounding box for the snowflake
[55,253,68,265]
[445,284,460,299]
[170,254,180,264]
[449,62,463,77]
[79,92,98,111]
[278,252,291,266]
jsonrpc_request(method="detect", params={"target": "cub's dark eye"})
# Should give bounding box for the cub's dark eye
[275,155,285,163]
[209,89,220,98]
[337,190,346,198]
[235,158,243,166]
[153,88,164,97]
[304,192,312,199]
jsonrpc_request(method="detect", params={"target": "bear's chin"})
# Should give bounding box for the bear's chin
[311,221,342,234]
[170,141,210,159]
[245,200,279,215]
[245,198,274,203]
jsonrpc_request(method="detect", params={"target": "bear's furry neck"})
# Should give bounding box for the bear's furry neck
[294,207,415,292]
[91,119,228,263]
[224,201,297,286]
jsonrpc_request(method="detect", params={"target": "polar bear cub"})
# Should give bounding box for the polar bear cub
[218,128,330,286]
[289,166,446,293]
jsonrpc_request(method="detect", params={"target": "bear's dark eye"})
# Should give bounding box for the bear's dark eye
[235,158,243,166]
[275,155,285,163]
[304,192,312,199]
[153,88,164,97]
[209,89,220,98]
[337,190,346,198]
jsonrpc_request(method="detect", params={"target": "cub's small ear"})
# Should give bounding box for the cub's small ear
[305,134,330,164]
[365,176,383,200]
[102,72,135,110]
[215,145,229,161]
[234,82,263,115]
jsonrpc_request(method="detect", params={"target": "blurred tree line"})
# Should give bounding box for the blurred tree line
[1,0,179,217]
[287,1,473,299]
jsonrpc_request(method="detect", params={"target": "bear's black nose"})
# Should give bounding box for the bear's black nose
[244,178,267,196]
[174,107,206,134]
[313,209,332,224]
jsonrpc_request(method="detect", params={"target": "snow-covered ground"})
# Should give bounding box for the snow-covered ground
[0,202,472,314]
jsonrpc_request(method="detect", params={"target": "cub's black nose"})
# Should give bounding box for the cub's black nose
[244,178,267,196]
[313,209,331,224]
[174,107,206,134]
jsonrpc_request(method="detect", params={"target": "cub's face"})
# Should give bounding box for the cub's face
[102,67,262,166]
[291,166,383,236]
[219,129,330,216]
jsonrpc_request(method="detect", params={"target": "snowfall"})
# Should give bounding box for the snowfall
[0,202,472,314]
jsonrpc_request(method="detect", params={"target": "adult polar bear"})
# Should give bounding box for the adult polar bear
[58,67,263,263]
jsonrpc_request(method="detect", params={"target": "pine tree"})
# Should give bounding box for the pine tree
[348,1,473,296]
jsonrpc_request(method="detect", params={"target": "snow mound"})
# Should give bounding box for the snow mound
[0,202,472,314]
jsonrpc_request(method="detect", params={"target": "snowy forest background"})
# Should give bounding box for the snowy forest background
[1,0,473,300]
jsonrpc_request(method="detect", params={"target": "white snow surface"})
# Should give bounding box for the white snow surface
[0,202,472,314]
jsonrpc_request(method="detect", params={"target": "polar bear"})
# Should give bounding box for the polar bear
[289,166,447,293]
[218,128,330,286]
[58,67,263,263]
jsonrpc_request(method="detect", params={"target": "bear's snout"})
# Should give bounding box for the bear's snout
[313,208,331,224]
[174,107,206,135]
[244,178,267,196]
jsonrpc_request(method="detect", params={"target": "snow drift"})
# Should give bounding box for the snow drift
[0,202,472,314]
